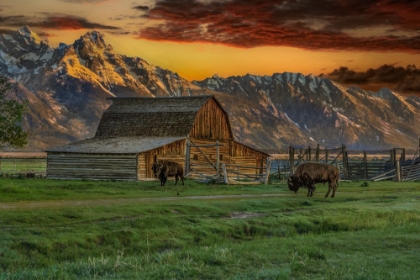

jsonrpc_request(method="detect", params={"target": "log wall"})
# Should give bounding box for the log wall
[47,153,137,181]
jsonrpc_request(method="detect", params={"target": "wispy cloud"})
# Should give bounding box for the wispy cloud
[0,14,119,30]
[133,0,420,52]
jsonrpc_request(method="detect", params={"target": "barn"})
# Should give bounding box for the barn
[46,95,269,181]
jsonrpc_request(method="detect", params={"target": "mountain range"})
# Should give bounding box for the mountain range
[1,26,419,151]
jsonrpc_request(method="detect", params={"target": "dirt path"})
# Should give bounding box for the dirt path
[0,193,291,210]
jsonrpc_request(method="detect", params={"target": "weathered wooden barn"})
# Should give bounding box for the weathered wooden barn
[46,96,269,181]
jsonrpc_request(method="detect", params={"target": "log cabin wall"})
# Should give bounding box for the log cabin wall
[47,153,138,181]
[230,141,268,176]
[189,98,232,141]
[137,139,186,179]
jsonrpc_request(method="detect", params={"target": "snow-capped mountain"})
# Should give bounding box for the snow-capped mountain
[1,26,419,150]
[193,73,420,149]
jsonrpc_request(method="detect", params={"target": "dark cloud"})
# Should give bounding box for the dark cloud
[0,14,119,30]
[133,0,420,52]
[326,64,420,95]
[133,5,149,11]
[0,28,14,34]
[60,0,109,3]
[108,30,132,35]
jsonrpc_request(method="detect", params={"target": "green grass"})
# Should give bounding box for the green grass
[0,178,419,279]
[0,158,46,174]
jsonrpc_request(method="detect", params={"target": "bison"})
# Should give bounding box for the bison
[151,160,184,186]
[288,162,339,198]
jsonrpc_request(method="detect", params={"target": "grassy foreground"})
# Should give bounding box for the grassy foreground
[0,178,419,279]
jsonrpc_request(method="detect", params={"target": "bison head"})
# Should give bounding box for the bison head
[287,174,300,193]
[151,162,162,177]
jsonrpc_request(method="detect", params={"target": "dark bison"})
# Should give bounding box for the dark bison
[151,160,184,186]
[288,162,339,198]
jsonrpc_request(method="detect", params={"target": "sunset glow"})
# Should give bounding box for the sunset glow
[1,0,420,93]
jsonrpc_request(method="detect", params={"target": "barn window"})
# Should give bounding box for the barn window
[193,154,198,160]
[219,154,223,160]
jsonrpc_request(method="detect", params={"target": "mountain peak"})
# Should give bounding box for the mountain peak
[17,25,42,44]
[77,30,111,50]
[19,25,32,36]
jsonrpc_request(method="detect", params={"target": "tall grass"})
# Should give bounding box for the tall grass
[0,179,419,279]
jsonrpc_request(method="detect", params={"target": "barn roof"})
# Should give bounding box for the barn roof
[47,137,185,154]
[95,95,215,138]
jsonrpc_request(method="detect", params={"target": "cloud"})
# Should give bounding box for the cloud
[0,28,14,34]
[60,0,109,3]
[0,14,119,30]
[108,30,132,35]
[133,5,149,11]
[133,0,420,52]
[326,64,420,95]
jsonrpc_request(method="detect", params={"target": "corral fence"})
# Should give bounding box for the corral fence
[269,141,420,182]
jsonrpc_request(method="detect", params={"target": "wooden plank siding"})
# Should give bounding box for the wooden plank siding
[47,153,137,181]
[190,98,231,141]
[137,139,187,179]
[188,138,230,179]
[230,142,268,177]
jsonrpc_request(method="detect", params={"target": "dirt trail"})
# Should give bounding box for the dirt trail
[0,193,290,210]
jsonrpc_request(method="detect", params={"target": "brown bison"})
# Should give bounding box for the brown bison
[151,160,184,186]
[288,162,339,198]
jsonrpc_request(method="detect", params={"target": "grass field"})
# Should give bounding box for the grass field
[0,178,419,279]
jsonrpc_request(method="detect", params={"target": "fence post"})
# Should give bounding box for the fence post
[216,140,220,175]
[185,142,190,176]
[222,164,229,184]
[308,146,311,161]
[395,161,401,182]
[363,150,368,180]
[278,165,281,180]
[325,148,328,164]
[289,146,295,173]
[315,144,319,162]
[264,158,272,185]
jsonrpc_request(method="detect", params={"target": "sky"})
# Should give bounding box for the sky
[1,0,420,95]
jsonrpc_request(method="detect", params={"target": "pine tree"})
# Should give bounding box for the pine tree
[0,75,28,148]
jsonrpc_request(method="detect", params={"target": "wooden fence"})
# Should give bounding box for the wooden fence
[272,142,420,181]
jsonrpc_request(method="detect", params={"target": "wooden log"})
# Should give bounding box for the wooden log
[395,160,401,182]
[264,158,272,185]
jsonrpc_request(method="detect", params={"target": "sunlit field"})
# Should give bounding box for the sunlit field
[0,178,419,279]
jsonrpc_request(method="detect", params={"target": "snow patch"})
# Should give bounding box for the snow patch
[284,113,300,128]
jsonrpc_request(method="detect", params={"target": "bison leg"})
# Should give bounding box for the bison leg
[331,181,338,198]
[180,174,184,185]
[309,183,316,197]
[325,182,332,197]
[175,174,179,185]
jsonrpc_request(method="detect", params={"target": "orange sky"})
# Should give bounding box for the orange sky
[1,0,420,83]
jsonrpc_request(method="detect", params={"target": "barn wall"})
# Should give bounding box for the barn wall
[190,98,231,141]
[137,139,186,179]
[47,153,138,181]
[229,142,268,177]
[188,138,230,179]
